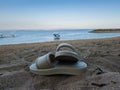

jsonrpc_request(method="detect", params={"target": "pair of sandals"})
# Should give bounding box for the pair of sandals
[30,43,87,75]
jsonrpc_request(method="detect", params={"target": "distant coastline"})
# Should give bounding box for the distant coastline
[90,29,120,33]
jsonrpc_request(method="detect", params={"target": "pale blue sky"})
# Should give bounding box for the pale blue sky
[0,0,120,30]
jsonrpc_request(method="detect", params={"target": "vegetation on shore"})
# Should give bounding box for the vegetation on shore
[90,29,120,33]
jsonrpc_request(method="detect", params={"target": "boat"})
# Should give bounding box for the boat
[0,33,15,38]
[53,33,60,40]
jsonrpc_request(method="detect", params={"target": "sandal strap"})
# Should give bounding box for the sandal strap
[56,43,76,52]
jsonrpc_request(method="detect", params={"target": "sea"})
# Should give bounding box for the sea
[0,29,120,45]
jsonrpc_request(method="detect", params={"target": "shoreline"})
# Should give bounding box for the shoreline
[0,36,120,46]
[0,36,120,90]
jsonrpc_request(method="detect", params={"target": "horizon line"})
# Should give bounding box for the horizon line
[0,28,120,31]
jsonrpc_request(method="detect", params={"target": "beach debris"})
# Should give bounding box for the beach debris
[93,67,105,75]
[111,80,117,84]
[106,51,110,53]
[91,82,107,87]
[24,64,30,71]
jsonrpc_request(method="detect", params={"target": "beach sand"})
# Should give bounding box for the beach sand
[0,37,120,90]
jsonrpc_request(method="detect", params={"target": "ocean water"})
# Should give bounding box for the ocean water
[0,29,120,45]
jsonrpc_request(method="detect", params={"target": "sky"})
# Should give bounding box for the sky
[0,0,120,30]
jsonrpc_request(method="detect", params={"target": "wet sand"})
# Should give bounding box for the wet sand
[0,37,120,90]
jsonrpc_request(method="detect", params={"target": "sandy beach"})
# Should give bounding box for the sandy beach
[0,37,120,90]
